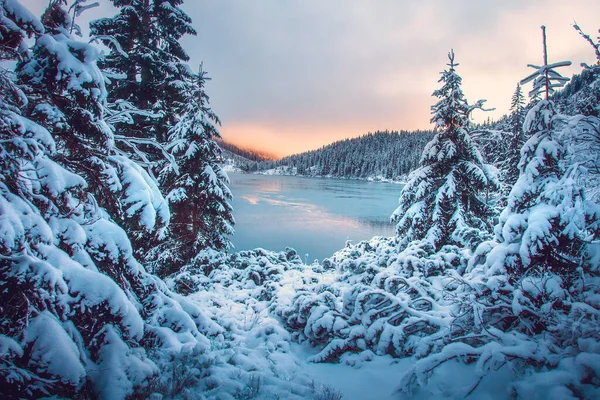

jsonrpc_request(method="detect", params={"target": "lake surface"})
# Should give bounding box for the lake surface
[228,173,402,262]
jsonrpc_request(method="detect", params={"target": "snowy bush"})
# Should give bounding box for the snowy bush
[167,247,333,399]
[274,237,457,362]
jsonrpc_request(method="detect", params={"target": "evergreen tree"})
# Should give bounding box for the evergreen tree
[509,83,526,133]
[565,23,600,117]
[486,99,600,282]
[18,0,170,255]
[151,67,234,275]
[573,22,600,67]
[392,50,498,250]
[90,0,196,145]
[497,84,527,204]
[520,26,571,101]
[90,0,197,261]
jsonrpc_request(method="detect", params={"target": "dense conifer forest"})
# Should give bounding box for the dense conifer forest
[246,130,434,181]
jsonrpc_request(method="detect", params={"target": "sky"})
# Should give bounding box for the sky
[22,0,600,157]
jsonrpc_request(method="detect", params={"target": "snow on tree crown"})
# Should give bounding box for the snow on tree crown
[430,50,493,130]
[430,50,469,129]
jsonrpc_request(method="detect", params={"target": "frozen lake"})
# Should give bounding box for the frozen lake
[228,173,402,262]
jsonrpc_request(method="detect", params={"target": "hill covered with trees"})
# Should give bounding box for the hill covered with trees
[247,130,434,181]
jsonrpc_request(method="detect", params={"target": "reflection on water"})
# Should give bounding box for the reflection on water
[228,173,402,261]
[240,195,259,205]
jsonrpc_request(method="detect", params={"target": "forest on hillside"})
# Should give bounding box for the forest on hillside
[245,130,434,181]
[1,0,600,399]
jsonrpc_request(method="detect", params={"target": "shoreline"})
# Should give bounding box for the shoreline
[223,164,407,185]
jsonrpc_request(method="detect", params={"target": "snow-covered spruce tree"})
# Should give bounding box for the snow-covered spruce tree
[90,0,196,145]
[20,1,172,259]
[562,23,600,117]
[558,24,600,202]
[509,84,526,131]
[1,2,220,398]
[150,67,234,276]
[0,3,148,397]
[391,50,498,255]
[90,0,215,262]
[471,84,526,208]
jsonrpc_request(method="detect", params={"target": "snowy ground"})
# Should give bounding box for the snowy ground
[299,348,514,400]
[168,245,522,399]
[177,252,411,400]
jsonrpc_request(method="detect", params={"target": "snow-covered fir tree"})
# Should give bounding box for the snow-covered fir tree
[90,0,234,265]
[480,98,600,297]
[520,26,571,101]
[392,50,498,251]
[509,84,527,132]
[471,85,526,194]
[151,67,235,276]
[18,0,171,260]
[90,0,196,148]
[554,23,600,119]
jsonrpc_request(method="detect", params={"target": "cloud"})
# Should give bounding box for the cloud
[180,0,600,155]
[17,0,600,155]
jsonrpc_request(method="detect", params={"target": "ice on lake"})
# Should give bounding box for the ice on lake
[228,173,402,261]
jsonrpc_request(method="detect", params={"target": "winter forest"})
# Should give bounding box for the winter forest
[1,0,600,399]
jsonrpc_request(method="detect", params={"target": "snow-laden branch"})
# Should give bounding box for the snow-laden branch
[105,100,161,125]
[113,134,180,176]
[573,22,600,64]
[90,35,129,58]
[468,99,495,117]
